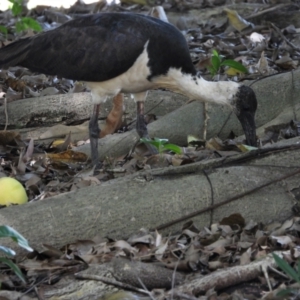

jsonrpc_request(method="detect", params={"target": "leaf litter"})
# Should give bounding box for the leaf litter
[1,0,300,298]
[1,214,300,299]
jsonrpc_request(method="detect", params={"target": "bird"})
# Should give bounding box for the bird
[0,12,257,169]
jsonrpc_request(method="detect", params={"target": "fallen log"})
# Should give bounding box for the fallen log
[0,137,299,254]
[5,70,300,161]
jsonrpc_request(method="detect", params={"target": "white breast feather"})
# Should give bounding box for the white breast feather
[86,41,154,104]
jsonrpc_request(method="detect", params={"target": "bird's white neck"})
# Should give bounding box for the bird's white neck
[153,68,240,107]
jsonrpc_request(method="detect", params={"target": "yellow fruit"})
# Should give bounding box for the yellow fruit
[0,177,28,206]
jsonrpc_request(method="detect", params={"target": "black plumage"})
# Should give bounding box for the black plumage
[0,13,195,81]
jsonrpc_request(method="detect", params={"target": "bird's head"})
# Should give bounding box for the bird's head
[232,85,257,147]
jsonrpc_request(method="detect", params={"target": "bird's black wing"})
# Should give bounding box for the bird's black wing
[0,13,196,81]
[0,14,152,81]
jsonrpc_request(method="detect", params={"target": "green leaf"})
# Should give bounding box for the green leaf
[211,55,221,70]
[10,0,23,4]
[212,49,219,58]
[140,138,161,149]
[141,137,168,148]
[273,253,300,282]
[0,226,33,252]
[16,21,26,32]
[0,246,16,257]
[8,0,23,17]
[153,137,169,145]
[11,2,22,16]
[220,59,248,73]
[207,66,216,76]
[211,55,221,74]
[162,143,182,154]
[140,138,151,144]
[15,18,42,33]
[0,257,26,283]
[140,138,182,154]
[21,17,42,32]
[0,25,8,35]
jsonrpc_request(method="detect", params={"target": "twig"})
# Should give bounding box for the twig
[33,286,44,300]
[21,275,57,298]
[136,278,155,300]
[268,265,289,279]
[74,273,149,295]
[246,4,291,20]
[175,251,285,295]
[170,255,183,300]
[115,143,300,186]
[262,264,272,292]
[270,22,300,52]
[202,169,214,226]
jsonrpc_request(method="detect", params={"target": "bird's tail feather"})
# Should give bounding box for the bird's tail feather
[0,38,31,68]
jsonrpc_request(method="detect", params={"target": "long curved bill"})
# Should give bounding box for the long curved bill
[238,111,257,146]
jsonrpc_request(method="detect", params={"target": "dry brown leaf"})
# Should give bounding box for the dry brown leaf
[224,8,253,32]
[275,54,298,69]
[66,240,96,254]
[47,149,88,163]
[71,179,93,190]
[270,218,294,236]
[155,240,168,260]
[114,240,137,253]
[5,77,26,91]
[155,230,162,247]
[25,174,41,189]
[128,229,155,245]
[208,260,224,270]
[39,86,59,96]
[21,74,48,85]
[17,148,27,175]
[206,137,225,151]
[271,235,293,246]
[256,51,269,75]
[220,213,245,227]
[55,132,72,152]
[0,130,20,146]
[240,250,251,265]
[145,153,172,169]
[205,237,232,251]
[23,138,34,163]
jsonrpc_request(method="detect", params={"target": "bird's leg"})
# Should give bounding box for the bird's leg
[136,101,158,154]
[136,101,149,138]
[89,104,102,170]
